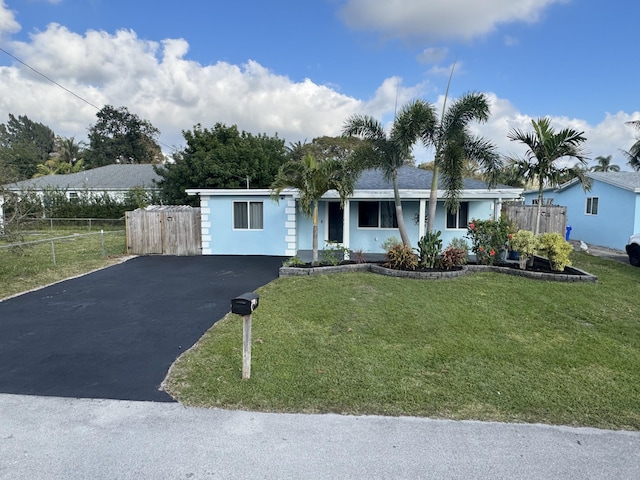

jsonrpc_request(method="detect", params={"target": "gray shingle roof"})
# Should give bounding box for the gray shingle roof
[355,166,510,190]
[587,171,640,191]
[6,164,162,191]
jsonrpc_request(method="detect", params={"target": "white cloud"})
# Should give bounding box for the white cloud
[0,0,20,37]
[339,0,568,41]
[417,47,449,65]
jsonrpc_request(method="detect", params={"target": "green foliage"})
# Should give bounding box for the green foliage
[0,114,55,180]
[439,246,467,270]
[84,105,162,169]
[156,123,287,205]
[381,236,401,252]
[321,241,350,266]
[416,230,442,268]
[509,229,538,258]
[282,256,305,267]
[384,243,418,270]
[466,217,514,265]
[537,232,573,271]
[447,237,470,263]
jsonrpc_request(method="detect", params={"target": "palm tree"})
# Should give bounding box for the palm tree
[508,117,589,234]
[342,99,437,247]
[590,155,620,172]
[270,153,357,264]
[423,91,501,233]
[623,121,640,171]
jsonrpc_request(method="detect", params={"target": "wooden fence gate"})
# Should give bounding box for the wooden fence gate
[126,206,202,255]
[502,203,567,236]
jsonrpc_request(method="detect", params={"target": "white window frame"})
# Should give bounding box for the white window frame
[446,202,469,229]
[233,201,264,230]
[585,197,599,216]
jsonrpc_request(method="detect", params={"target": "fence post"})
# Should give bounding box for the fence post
[101,229,105,257]
[51,240,56,266]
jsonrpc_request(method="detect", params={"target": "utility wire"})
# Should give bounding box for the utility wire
[0,46,101,110]
[0,46,178,153]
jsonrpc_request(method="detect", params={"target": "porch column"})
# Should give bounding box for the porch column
[342,200,350,253]
[419,199,426,239]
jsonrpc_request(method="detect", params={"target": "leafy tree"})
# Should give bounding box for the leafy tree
[84,105,162,168]
[155,123,287,206]
[286,136,363,162]
[507,117,589,234]
[33,137,86,177]
[590,154,620,172]
[0,114,55,180]
[623,121,640,171]
[270,153,358,264]
[343,99,438,248]
[423,91,501,233]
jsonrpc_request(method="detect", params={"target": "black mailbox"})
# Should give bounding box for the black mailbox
[231,292,259,316]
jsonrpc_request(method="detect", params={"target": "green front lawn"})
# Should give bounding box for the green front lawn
[164,253,640,430]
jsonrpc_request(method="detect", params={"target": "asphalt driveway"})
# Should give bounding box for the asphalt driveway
[0,255,284,402]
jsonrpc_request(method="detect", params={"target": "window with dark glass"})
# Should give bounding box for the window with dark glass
[233,201,263,229]
[446,202,469,229]
[358,201,398,228]
[586,197,598,215]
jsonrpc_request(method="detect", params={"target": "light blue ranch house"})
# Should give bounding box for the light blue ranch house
[521,172,640,251]
[187,166,523,256]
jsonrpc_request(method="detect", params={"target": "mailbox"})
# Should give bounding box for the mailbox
[231,292,259,316]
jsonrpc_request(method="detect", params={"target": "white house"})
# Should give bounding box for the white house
[522,172,640,250]
[187,166,523,256]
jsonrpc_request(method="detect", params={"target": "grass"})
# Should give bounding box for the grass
[0,227,127,300]
[164,252,640,430]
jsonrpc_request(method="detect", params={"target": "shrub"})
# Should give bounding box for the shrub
[384,244,418,270]
[381,236,402,251]
[282,256,305,267]
[439,247,466,270]
[416,230,442,268]
[537,232,573,271]
[321,241,349,266]
[509,230,538,258]
[351,248,367,264]
[466,217,514,265]
[447,237,470,264]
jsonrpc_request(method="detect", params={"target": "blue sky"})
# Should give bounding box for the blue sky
[0,0,638,168]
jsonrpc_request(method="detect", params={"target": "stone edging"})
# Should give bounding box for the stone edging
[279,260,598,283]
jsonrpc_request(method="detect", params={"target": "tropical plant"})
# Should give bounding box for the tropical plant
[384,243,418,270]
[416,230,442,268]
[590,154,620,172]
[623,121,640,171]
[509,229,538,269]
[342,99,437,248]
[466,217,513,265]
[446,237,470,261]
[422,66,501,233]
[439,246,467,270]
[270,153,357,265]
[507,117,590,234]
[320,241,350,266]
[537,232,573,271]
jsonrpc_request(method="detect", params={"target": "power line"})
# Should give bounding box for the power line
[0,46,178,153]
[0,46,101,110]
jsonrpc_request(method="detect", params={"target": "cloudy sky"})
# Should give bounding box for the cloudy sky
[0,0,638,169]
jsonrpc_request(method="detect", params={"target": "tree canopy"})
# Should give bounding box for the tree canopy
[155,123,287,206]
[84,105,162,169]
[0,114,55,180]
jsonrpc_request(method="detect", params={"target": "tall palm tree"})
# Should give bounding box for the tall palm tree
[623,121,640,171]
[590,154,620,172]
[342,99,437,247]
[423,91,501,233]
[270,153,357,264]
[508,117,589,234]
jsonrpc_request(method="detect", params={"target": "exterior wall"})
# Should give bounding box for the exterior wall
[200,194,291,255]
[525,181,638,250]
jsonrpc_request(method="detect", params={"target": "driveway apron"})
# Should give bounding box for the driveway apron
[0,255,284,402]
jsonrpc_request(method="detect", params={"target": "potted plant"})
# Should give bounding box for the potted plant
[509,230,538,269]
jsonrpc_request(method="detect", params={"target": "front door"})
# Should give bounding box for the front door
[327,202,343,243]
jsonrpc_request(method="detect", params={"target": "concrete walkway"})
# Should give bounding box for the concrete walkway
[1,394,639,480]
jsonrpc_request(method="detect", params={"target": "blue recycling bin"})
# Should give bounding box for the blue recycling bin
[565,226,572,241]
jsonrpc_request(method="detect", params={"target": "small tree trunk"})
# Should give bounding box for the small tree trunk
[393,174,411,248]
[535,186,543,235]
[426,167,439,233]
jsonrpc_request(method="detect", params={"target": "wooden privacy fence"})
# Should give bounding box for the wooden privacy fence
[502,203,567,236]
[126,206,202,256]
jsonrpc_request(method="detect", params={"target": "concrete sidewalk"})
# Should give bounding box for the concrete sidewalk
[1,394,639,480]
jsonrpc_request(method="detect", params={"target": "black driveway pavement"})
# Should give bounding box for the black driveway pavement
[0,255,284,402]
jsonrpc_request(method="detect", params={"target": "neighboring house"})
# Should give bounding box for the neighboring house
[0,164,162,224]
[521,172,640,250]
[186,166,523,256]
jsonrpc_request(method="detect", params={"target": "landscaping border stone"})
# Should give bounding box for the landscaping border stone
[279,259,598,282]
